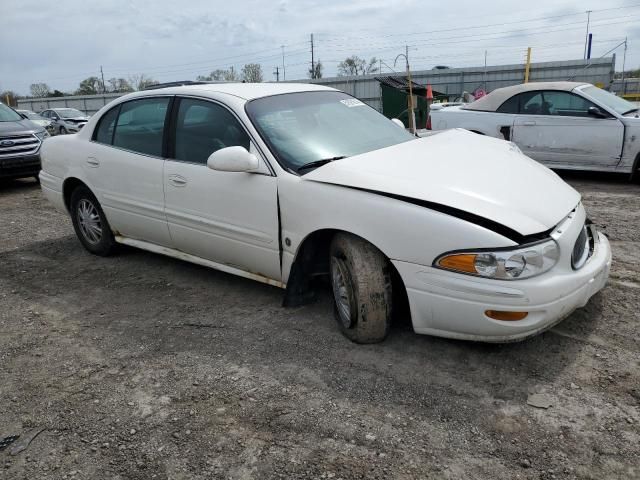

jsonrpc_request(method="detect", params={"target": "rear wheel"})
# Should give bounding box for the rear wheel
[70,186,116,256]
[330,233,392,343]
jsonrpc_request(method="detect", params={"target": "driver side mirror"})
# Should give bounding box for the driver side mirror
[391,118,405,129]
[207,146,259,172]
[587,106,607,119]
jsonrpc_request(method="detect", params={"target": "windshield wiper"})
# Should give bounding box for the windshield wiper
[622,108,639,115]
[297,156,347,173]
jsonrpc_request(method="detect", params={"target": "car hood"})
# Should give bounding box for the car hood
[63,117,89,122]
[0,119,44,135]
[303,129,580,237]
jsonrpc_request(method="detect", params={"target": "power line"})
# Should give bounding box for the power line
[318,3,640,42]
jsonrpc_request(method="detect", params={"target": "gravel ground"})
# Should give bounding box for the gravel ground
[0,173,639,480]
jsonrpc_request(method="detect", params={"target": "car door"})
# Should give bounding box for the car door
[511,90,624,167]
[163,97,281,281]
[86,96,173,247]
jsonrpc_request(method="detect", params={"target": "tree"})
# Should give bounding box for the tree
[196,69,227,81]
[337,56,379,76]
[128,74,159,91]
[308,60,323,79]
[49,90,66,97]
[76,77,102,95]
[1,90,19,107]
[30,83,51,97]
[242,64,263,83]
[196,67,241,82]
[107,77,134,93]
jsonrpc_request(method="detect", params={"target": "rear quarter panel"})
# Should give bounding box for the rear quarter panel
[432,108,514,139]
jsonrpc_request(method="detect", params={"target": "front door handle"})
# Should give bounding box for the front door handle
[521,120,537,126]
[86,157,99,167]
[168,174,187,187]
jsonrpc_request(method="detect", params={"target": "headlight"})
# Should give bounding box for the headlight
[35,130,50,140]
[435,239,559,280]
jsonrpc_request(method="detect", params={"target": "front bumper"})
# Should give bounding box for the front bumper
[63,122,86,133]
[0,153,41,179]
[394,205,612,342]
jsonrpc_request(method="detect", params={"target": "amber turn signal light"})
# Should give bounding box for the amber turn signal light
[438,254,477,274]
[485,310,528,321]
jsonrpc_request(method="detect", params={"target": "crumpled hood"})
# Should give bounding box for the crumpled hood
[304,129,580,237]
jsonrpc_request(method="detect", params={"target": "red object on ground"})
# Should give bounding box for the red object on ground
[426,114,432,130]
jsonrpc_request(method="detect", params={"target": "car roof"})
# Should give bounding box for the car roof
[138,82,336,101]
[462,81,590,112]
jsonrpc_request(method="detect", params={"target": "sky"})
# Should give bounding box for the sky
[1,0,639,95]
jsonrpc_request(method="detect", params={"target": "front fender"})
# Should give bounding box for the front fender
[278,176,516,284]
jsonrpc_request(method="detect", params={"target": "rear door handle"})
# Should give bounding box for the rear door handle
[522,121,537,126]
[168,174,187,187]
[86,157,99,167]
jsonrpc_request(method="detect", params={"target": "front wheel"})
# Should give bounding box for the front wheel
[70,186,116,256]
[330,233,393,343]
[59,126,67,135]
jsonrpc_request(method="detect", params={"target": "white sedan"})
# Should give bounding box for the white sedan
[430,82,640,175]
[39,83,611,343]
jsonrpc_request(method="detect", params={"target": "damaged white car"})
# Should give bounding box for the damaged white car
[39,83,611,343]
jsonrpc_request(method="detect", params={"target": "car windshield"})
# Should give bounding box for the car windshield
[580,86,637,115]
[23,112,45,120]
[57,108,85,118]
[0,103,23,122]
[245,91,415,172]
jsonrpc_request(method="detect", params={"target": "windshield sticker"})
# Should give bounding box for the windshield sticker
[340,98,365,107]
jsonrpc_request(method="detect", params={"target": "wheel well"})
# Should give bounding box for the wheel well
[632,152,640,182]
[282,229,410,323]
[62,177,88,211]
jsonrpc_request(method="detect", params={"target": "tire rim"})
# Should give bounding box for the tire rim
[331,256,355,329]
[77,199,102,245]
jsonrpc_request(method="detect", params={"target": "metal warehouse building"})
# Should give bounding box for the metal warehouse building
[17,57,615,115]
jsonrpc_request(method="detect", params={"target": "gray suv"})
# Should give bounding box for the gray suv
[0,103,49,181]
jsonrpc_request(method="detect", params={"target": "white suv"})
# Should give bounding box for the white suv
[39,82,611,343]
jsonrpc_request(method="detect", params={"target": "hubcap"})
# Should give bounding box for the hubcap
[77,199,102,244]
[331,256,355,328]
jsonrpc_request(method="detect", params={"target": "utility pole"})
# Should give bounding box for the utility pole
[281,45,286,81]
[310,33,315,79]
[100,65,106,93]
[274,66,280,82]
[483,50,488,91]
[621,37,628,95]
[394,45,415,134]
[583,10,592,60]
[524,47,532,83]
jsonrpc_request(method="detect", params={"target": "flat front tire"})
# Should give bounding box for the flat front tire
[70,185,116,256]
[330,233,392,343]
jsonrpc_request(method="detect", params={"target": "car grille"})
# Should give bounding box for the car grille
[0,134,41,158]
[571,224,595,270]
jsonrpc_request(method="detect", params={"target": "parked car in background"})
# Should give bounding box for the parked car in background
[430,82,640,176]
[40,108,89,135]
[16,109,56,135]
[39,83,610,343]
[0,102,49,181]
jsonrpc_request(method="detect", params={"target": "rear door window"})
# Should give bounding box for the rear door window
[112,98,170,157]
[93,106,120,145]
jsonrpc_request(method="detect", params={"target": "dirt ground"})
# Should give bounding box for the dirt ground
[0,173,638,480]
